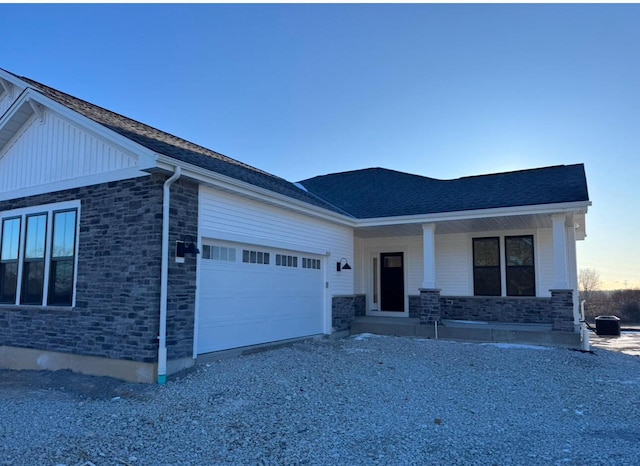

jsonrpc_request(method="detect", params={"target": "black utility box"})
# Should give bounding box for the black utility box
[595,315,621,336]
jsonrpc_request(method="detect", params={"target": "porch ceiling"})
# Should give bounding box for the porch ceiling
[354,213,564,238]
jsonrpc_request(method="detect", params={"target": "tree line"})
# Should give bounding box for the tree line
[579,268,640,324]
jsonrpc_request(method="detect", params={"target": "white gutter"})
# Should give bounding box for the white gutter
[158,166,181,385]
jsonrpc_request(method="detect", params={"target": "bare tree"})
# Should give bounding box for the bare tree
[579,268,601,304]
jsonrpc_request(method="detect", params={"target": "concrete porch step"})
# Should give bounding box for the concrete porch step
[350,316,581,348]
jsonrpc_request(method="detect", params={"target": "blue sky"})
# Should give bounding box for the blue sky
[1,4,639,289]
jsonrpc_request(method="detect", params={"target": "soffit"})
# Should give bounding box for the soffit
[354,213,568,238]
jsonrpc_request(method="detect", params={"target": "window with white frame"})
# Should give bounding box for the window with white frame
[0,203,79,307]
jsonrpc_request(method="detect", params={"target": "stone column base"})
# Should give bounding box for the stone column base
[550,289,575,332]
[419,288,441,325]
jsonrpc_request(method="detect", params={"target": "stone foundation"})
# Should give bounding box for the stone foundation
[332,295,366,331]
[437,291,576,332]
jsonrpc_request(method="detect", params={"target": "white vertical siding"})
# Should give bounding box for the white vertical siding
[199,186,354,296]
[0,112,139,194]
[435,234,471,296]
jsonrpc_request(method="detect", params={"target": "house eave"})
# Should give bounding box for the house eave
[354,201,591,228]
[154,157,358,227]
[0,87,159,170]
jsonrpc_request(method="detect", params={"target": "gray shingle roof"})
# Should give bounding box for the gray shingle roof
[299,165,589,219]
[6,70,589,221]
[13,73,349,216]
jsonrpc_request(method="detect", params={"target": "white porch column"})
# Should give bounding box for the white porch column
[551,214,569,290]
[422,223,436,289]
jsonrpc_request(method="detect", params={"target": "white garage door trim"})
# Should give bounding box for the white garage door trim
[193,239,330,356]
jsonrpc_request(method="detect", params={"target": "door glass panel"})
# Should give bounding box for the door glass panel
[372,257,378,304]
[383,256,402,268]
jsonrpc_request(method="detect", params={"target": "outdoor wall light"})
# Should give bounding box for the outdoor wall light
[336,257,352,272]
[176,235,200,260]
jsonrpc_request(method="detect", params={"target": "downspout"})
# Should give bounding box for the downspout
[158,166,182,384]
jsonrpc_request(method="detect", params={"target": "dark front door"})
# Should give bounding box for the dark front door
[380,252,404,312]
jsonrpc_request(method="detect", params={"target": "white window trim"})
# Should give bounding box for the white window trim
[0,200,81,307]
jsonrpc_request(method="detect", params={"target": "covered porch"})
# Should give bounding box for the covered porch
[339,207,587,346]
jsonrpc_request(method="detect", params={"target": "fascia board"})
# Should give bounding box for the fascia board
[155,157,358,227]
[15,89,159,170]
[0,92,35,154]
[0,70,27,90]
[0,89,30,128]
[156,157,592,230]
[354,201,592,228]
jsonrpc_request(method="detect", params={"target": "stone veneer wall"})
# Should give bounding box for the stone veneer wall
[550,290,575,331]
[419,289,441,324]
[354,294,366,317]
[166,177,199,360]
[408,296,421,319]
[439,292,575,331]
[0,174,198,363]
[332,295,366,332]
[440,296,553,324]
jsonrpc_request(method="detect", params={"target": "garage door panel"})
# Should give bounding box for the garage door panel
[197,242,324,354]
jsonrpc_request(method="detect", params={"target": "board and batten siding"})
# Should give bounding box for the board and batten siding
[199,186,354,296]
[0,110,148,201]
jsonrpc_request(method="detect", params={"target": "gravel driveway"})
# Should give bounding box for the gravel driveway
[1,334,639,466]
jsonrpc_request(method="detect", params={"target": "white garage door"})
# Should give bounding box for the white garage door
[197,241,325,354]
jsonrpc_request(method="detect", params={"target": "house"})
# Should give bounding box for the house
[0,68,590,383]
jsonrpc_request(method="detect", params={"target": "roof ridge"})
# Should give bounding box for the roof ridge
[19,75,283,181]
[456,164,582,181]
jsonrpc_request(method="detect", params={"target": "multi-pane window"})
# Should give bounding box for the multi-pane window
[473,235,536,297]
[0,217,21,303]
[505,235,535,296]
[473,237,501,296]
[242,249,270,265]
[202,245,236,262]
[276,254,297,267]
[0,204,78,307]
[302,257,321,269]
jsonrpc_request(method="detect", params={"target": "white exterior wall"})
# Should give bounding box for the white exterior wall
[356,227,578,299]
[0,111,149,201]
[435,234,471,295]
[354,235,423,296]
[435,228,565,298]
[199,186,354,295]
